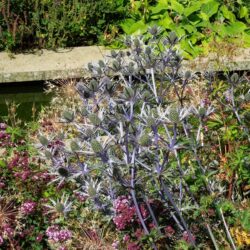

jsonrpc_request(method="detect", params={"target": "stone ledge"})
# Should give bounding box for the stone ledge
[0,46,249,83]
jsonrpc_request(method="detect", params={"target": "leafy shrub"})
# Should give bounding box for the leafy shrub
[0,0,129,51]
[120,0,250,58]
[38,29,250,249]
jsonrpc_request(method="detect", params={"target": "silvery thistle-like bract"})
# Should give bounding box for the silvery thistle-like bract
[38,28,248,249]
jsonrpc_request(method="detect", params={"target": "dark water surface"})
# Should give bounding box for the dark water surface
[0,81,53,122]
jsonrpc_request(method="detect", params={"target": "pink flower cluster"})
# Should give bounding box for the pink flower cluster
[46,225,72,242]
[113,196,136,230]
[0,130,12,147]
[113,196,148,230]
[32,172,51,182]
[127,242,140,250]
[0,235,3,245]
[164,225,175,237]
[0,123,7,130]
[8,152,29,170]
[182,231,196,244]
[21,201,36,215]
[2,225,14,237]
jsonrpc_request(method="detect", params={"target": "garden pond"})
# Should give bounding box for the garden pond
[0,81,52,122]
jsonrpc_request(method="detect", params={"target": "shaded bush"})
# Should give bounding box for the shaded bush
[0,0,129,51]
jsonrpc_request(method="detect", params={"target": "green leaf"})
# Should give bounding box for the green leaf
[150,2,168,15]
[184,2,202,17]
[0,160,6,167]
[201,0,219,18]
[173,26,186,37]
[183,24,197,33]
[158,14,173,29]
[199,12,209,21]
[171,0,184,14]
[239,6,248,19]
[220,5,236,22]
[225,21,247,35]
[121,18,148,35]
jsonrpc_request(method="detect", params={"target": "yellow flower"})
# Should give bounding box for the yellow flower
[230,227,250,246]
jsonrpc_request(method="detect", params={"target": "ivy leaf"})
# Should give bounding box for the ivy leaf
[201,0,219,18]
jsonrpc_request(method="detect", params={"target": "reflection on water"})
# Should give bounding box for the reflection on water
[0,81,53,122]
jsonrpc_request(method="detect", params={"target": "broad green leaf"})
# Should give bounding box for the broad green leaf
[121,19,147,34]
[239,6,248,19]
[199,12,209,21]
[225,21,247,35]
[220,5,236,22]
[179,39,202,58]
[196,20,212,28]
[201,0,219,18]
[212,23,227,37]
[183,24,197,33]
[184,2,202,17]
[158,14,173,29]
[171,0,184,14]
[158,0,169,4]
[150,3,168,15]
[120,19,135,34]
[151,14,163,20]
[173,26,186,37]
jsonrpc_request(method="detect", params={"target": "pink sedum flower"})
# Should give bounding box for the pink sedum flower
[113,196,136,230]
[46,225,72,242]
[182,231,196,244]
[164,225,175,237]
[21,201,36,215]
[111,240,119,249]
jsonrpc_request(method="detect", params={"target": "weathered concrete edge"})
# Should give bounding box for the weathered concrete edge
[0,48,249,83]
[0,68,86,83]
[1,61,249,83]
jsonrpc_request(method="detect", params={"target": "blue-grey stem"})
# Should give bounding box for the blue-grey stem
[159,178,196,247]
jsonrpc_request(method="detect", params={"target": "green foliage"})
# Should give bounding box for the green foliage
[0,0,129,51]
[120,0,250,58]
